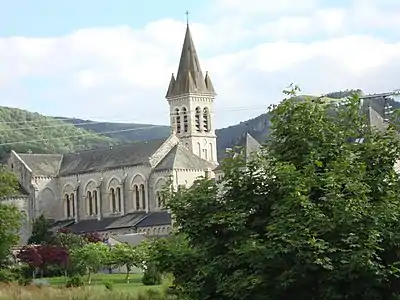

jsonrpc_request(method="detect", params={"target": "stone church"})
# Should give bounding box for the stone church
[4,23,234,245]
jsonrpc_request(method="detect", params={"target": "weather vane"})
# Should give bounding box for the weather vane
[185,10,189,24]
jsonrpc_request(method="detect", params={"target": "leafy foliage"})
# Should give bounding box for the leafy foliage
[0,168,22,265]
[28,215,55,245]
[160,88,400,300]
[0,107,116,160]
[17,244,69,278]
[70,242,110,284]
[110,243,141,283]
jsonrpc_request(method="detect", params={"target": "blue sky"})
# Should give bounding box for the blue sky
[0,0,400,128]
[0,0,208,36]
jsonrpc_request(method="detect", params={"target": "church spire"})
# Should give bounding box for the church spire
[165,23,216,98]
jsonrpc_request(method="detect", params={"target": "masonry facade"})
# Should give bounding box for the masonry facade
[3,24,220,245]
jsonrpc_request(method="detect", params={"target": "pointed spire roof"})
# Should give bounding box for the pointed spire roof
[166,24,216,98]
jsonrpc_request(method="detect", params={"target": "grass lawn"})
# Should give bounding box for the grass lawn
[47,273,161,294]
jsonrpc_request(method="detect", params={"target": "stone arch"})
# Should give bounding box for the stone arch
[154,178,167,208]
[85,180,98,216]
[203,107,210,132]
[106,176,121,189]
[131,174,146,211]
[40,188,55,215]
[175,107,181,133]
[197,142,201,157]
[62,183,75,194]
[195,106,201,132]
[208,143,213,161]
[181,106,188,133]
[84,180,97,192]
[107,176,122,213]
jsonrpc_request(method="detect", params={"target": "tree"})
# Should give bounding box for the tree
[70,242,110,284]
[54,230,87,250]
[161,88,400,300]
[82,232,103,243]
[110,243,141,283]
[17,244,69,278]
[0,168,23,265]
[28,215,55,245]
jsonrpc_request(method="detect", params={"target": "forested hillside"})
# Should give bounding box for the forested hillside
[56,117,170,142]
[0,89,397,162]
[0,107,118,161]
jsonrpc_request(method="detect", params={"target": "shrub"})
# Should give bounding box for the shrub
[0,267,20,282]
[103,279,114,291]
[142,263,162,286]
[66,275,84,288]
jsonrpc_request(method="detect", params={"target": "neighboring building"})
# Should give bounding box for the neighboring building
[3,23,222,245]
[214,133,261,181]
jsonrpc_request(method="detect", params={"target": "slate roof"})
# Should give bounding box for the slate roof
[110,233,147,246]
[58,138,167,176]
[154,144,214,171]
[215,132,261,171]
[366,105,388,132]
[61,211,172,234]
[17,153,63,177]
[166,24,216,98]
[135,211,171,227]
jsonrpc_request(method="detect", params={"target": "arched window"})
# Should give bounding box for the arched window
[116,187,122,212]
[197,142,201,157]
[203,107,210,132]
[110,188,116,212]
[140,184,146,210]
[87,191,93,215]
[70,193,75,217]
[195,107,201,132]
[175,108,181,133]
[65,194,71,218]
[93,190,98,215]
[182,107,188,133]
[208,143,213,161]
[156,191,163,208]
[134,185,140,210]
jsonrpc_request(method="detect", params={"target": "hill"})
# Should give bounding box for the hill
[0,89,397,162]
[55,117,170,142]
[0,107,119,161]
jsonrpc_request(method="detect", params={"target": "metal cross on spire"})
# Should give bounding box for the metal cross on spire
[185,10,189,25]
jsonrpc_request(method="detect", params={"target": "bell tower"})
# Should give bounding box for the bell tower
[165,23,218,165]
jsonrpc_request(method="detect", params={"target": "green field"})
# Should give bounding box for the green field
[47,273,161,294]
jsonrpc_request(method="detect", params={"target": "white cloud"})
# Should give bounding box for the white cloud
[0,1,400,128]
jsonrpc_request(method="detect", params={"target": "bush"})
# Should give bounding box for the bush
[103,279,114,291]
[66,276,84,288]
[0,267,20,283]
[142,263,162,286]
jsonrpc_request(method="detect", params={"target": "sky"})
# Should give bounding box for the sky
[0,0,400,128]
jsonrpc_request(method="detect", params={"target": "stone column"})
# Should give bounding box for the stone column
[145,180,150,213]
[120,183,125,215]
[73,188,79,222]
[96,186,101,220]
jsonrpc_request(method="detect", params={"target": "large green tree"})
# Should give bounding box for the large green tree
[0,166,23,265]
[159,89,400,300]
[28,215,55,245]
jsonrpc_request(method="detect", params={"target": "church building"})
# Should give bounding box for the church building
[5,23,220,245]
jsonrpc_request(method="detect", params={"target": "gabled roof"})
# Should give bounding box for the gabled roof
[17,153,63,177]
[366,105,388,132]
[154,144,214,171]
[58,138,168,176]
[166,24,216,98]
[215,132,261,171]
[58,211,172,234]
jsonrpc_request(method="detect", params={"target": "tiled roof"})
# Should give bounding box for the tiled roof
[17,153,63,177]
[155,144,214,171]
[58,138,168,176]
[61,211,172,234]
